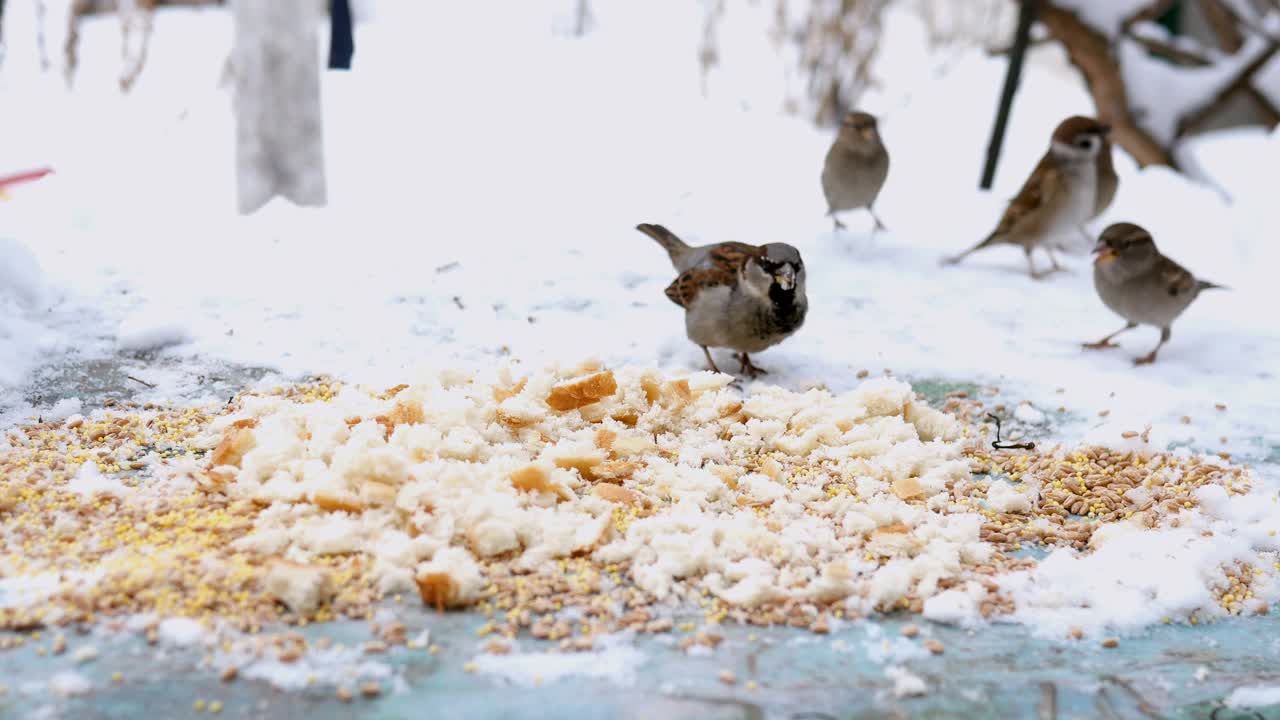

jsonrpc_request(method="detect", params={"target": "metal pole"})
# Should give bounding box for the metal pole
[328,0,354,70]
[980,0,1040,190]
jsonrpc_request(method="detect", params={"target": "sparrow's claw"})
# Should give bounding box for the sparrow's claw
[1133,352,1158,366]
[737,353,768,378]
[1082,340,1119,350]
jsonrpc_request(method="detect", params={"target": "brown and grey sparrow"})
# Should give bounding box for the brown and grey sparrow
[822,111,890,233]
[1084,222,1223,365]
[944,116,1114,278]
[635,223,807,377]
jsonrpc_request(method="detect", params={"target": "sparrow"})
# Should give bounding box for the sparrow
[635,223,807,377]
[944,116,1113,279]
[1084,222,1223,365]
[822,111,889,233]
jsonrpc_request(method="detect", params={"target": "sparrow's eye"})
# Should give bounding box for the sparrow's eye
[1076,138,1093,149]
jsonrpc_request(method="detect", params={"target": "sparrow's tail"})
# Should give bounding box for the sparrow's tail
[941,232,999,266]
[635,223,689,265]
[1197,280,1228,292]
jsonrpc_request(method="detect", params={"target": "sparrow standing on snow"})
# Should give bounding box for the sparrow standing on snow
[944,116,1114,279]
[822,111,889,233]
[1084,222,1223,365]
[635,223,807,377]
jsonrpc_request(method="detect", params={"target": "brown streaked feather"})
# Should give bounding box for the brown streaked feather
[664,242,763,308]
[1159,257,1198,297]
[991,155,1061,240]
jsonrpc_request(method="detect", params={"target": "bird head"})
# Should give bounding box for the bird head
[837,111,883,151]
[1094,222,1157,270]
[1050,116,1110,161]
[742,244,806,304]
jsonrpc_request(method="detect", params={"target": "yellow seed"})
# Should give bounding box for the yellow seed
[208,701,223,714]
[194,699,207,711]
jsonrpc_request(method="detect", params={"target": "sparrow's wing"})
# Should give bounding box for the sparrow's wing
[992,155,1060,238]
[664,242,759,308]
[1158,256,1198,297]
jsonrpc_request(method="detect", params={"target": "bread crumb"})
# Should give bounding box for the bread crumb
[263,561,335,615]
[546,371,618,411]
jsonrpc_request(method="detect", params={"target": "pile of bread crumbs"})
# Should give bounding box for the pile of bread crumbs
[1,362,1275,648]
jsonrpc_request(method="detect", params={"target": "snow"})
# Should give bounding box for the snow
[1013,403,1046,425]
[116,307,192,353]
[472,643,648,687]
[238,645,394,691]
[885,664,928,698]
[922,586,984,627]
[0,0,1277,642]
[45,397,82,421]
[1053,0,1152,36]
[47,671,93,697]
[66,462,128,498]
[156,617,207,646]
[1225,685,1280,709]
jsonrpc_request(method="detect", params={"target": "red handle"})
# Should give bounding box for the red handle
[0,167,54,190]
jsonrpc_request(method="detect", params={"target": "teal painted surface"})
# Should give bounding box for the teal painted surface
[3,613,1280,719]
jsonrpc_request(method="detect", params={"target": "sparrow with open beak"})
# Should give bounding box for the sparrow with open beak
[1085,222,1224,365]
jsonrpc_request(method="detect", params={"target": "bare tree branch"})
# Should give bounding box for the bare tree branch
[1199,0,1246,53]
[1126,33,1212,66]
[1038,2,1176,168]
[1243,85,1280,126]
[1177,41,1280,136]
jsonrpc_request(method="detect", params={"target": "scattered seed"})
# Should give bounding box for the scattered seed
[1101,638,1119,648]
[923,639,944,655]
[718,670,737,685]
[900,624,919,638]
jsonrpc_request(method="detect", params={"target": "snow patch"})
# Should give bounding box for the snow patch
[885,664,927,698]
[117,307,192,352]
[1225,685,1280,709]
[471,643,648,687]
[47,671,93,697]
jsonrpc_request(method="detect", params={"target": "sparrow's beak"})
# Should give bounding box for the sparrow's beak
[1098,124,1112,136]
[860,127,875,141]
[773,265,796,291]
[1093,241,1118,265]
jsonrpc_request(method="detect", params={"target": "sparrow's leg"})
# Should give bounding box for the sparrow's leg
[1025,247,1045,280]
[868,207,887,232]
[1047,248,1064,272]
[701,346,722,374]
[1083,322,1137,350]
[1134,327,1170,366]
[737,353,768,378]
[831,216,846,232]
